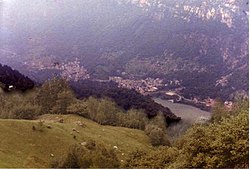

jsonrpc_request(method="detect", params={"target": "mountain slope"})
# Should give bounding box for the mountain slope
[0,114,152,168]
[0,0,248,100]
[0,63,34,91]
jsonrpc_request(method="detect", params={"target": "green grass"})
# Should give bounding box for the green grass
[0,114,152,168]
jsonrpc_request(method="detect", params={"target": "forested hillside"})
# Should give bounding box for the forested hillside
[70,80,181,123]
[0,63,34,91]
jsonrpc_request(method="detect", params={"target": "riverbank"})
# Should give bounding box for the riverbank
[153,98,211,123]
[149,92,211,111]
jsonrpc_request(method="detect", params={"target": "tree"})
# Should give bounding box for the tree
[95,99,118,125]
[85,97,99,120]
[35,78,73,114]
[51,140,120,168]
[174,105,248,168]
[12,103,41,120]
[67,100,88,117]
[51,90,75,114]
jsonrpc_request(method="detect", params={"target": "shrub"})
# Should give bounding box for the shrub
[51,90,75,114]
[11,103,41,120]
[145,124,170,146]
[123,109,148,130]
[123,147,179,168]
[35,78,73,114]
[174,107,249,168]
[210,101,229,123]
[145,112,170,146]
[51,140,120,168]
[67,100,88,117]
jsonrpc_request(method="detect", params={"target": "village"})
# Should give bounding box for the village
[109,76,164,94]
[109,76,234,111]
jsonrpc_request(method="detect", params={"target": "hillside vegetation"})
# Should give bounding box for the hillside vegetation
[0,99,248,168]
[0,114,152,168]
[0,77,248,168]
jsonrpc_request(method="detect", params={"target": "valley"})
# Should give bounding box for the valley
[0,0,248,102]
[0,0,248,168]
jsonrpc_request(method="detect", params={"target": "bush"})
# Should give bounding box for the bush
[12,103,41,120]
[67,100,88,117]
[210,101,229,123]
[145,124,170,146]
[174,107,249,168]
[51,140,120,168]
[51,90,75,114]
[123,147,179,168]
[145,112,170,146]
[121,109,148,130]
[35,78,74,114]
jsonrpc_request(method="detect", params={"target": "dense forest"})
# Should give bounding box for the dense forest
[0,63,34,91]
[70,80,181,123]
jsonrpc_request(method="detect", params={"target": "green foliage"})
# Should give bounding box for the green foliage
[51,90,75,114]
[211,99,249,123]
[0,91,41,119]
[67,100,88,117]
[85,96,100,120]
[51,140,120,168]
[167,120,192,141]
[73,97,148,129]
[95,98,119,125]
[118,109,148,130]
[12,103,41,120]
[84,97,121,125]
[123,147,179,168]
[145,112,170,146]
[35,78,74,114]
[124,101,249,168]
[174,106,248,168]
[145,124,170,146]
[0,79,149,131]
[210,100,229,123]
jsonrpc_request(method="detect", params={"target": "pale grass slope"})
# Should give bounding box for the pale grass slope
[0,114,152,168]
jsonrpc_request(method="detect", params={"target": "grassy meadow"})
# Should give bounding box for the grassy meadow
[0,114,152,168]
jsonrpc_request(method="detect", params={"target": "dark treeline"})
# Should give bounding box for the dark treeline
[0,62,180,124]
[70,80,181,124]
[0,63,34,91]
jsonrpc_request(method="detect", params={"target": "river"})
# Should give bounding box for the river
[154,98,211,123]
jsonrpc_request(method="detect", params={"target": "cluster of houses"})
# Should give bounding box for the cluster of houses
[109,77,163,94]
[59,59,90,82]
[165,91,234,110]
[204,98,233,109]
[26,58,90,82]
